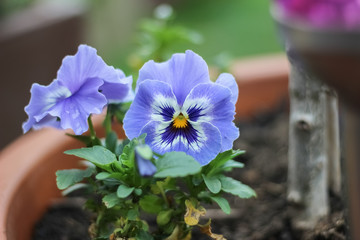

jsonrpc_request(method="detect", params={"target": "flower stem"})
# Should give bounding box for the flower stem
[157,181,170,208]
[104,108,112,135]
[87,116,96,140]
[185,176,197,197]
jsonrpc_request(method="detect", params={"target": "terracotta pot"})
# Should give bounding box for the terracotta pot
[0,54,289,240]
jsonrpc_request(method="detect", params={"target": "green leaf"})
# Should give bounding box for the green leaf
[222,160,244,170]
[137,133,147,143]
[192,174,203,186]
[154,152,201,178]
[119,139,136,169]
[96,172,111,180]
[139,195,163,214]
[96,172,124,181]
[136,230,154,240]
[103,193,121,208]
[115,139,130,156]
[210,196,231,214]
[127,208,139,221]
[65,146,117,171]
[157,209,173,226]
[117,185,134,198]
[134,188,143,196]
[205,149,245,176]
[219,176,256,199]
[56,167,95,190]
[202,174,221,194]
[105,131,118,153]
[61,183,88,196]
[65,133,102,147]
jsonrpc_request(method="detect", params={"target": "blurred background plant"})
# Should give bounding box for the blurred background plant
[127,3,203,73]
[85,0,281,74]
[0,0,34,17]
[0,0,281,69]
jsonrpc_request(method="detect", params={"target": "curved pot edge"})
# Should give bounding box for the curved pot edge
[0,128,75,240]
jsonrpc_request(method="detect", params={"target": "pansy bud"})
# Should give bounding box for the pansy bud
[135,144,157,177]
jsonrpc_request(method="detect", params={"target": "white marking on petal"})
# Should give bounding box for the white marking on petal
[34,85,72,121]
[186,122,207,152]
[151,121,207,153]
[151,94,179,122]
[182,97,212,122]
[152,122,173,151]
[148,94,210,154]
[46,85,72,107]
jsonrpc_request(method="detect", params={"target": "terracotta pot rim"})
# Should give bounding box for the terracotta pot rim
[0,128,73,239]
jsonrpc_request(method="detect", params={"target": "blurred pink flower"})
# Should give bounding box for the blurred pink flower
[276,0,360,29]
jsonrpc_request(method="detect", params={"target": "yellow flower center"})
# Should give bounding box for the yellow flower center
[173,113,188,128]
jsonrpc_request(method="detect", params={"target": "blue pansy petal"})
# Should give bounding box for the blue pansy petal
[140,121,221,166]
[121,89,135,103]
[47,78,107,135]
[138,50,210,105]
[183,83,239,151]
[23,114,59,133]
[123,80,177,140]
[215,73,239,105]
[135,151,157,177]
[216,121,239,151]
[178,122,222,166]
[49,98,88,135]
[136,156,157,177]
[139,121,163,152]
[26,114,61,131]
[22,81,71,133]
[57,45,118,93]
[100,74,133,104]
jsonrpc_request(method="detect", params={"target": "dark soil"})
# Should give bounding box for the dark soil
[33,107,348,240]
[33,198,92,240]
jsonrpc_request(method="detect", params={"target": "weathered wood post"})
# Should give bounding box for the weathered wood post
[286,50,334,228]
[272,8,343,229]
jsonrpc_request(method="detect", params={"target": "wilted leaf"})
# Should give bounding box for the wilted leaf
[184,200,206,226]
[199,220,227,240]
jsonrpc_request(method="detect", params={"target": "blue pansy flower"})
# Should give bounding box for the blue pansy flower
[123,50,239,165]
[23,44,133,135]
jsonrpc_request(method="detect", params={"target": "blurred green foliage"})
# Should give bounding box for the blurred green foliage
[0,0,35,17]
[110,0,280,74]
[127,3,203,73]
[173,0,281,60]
